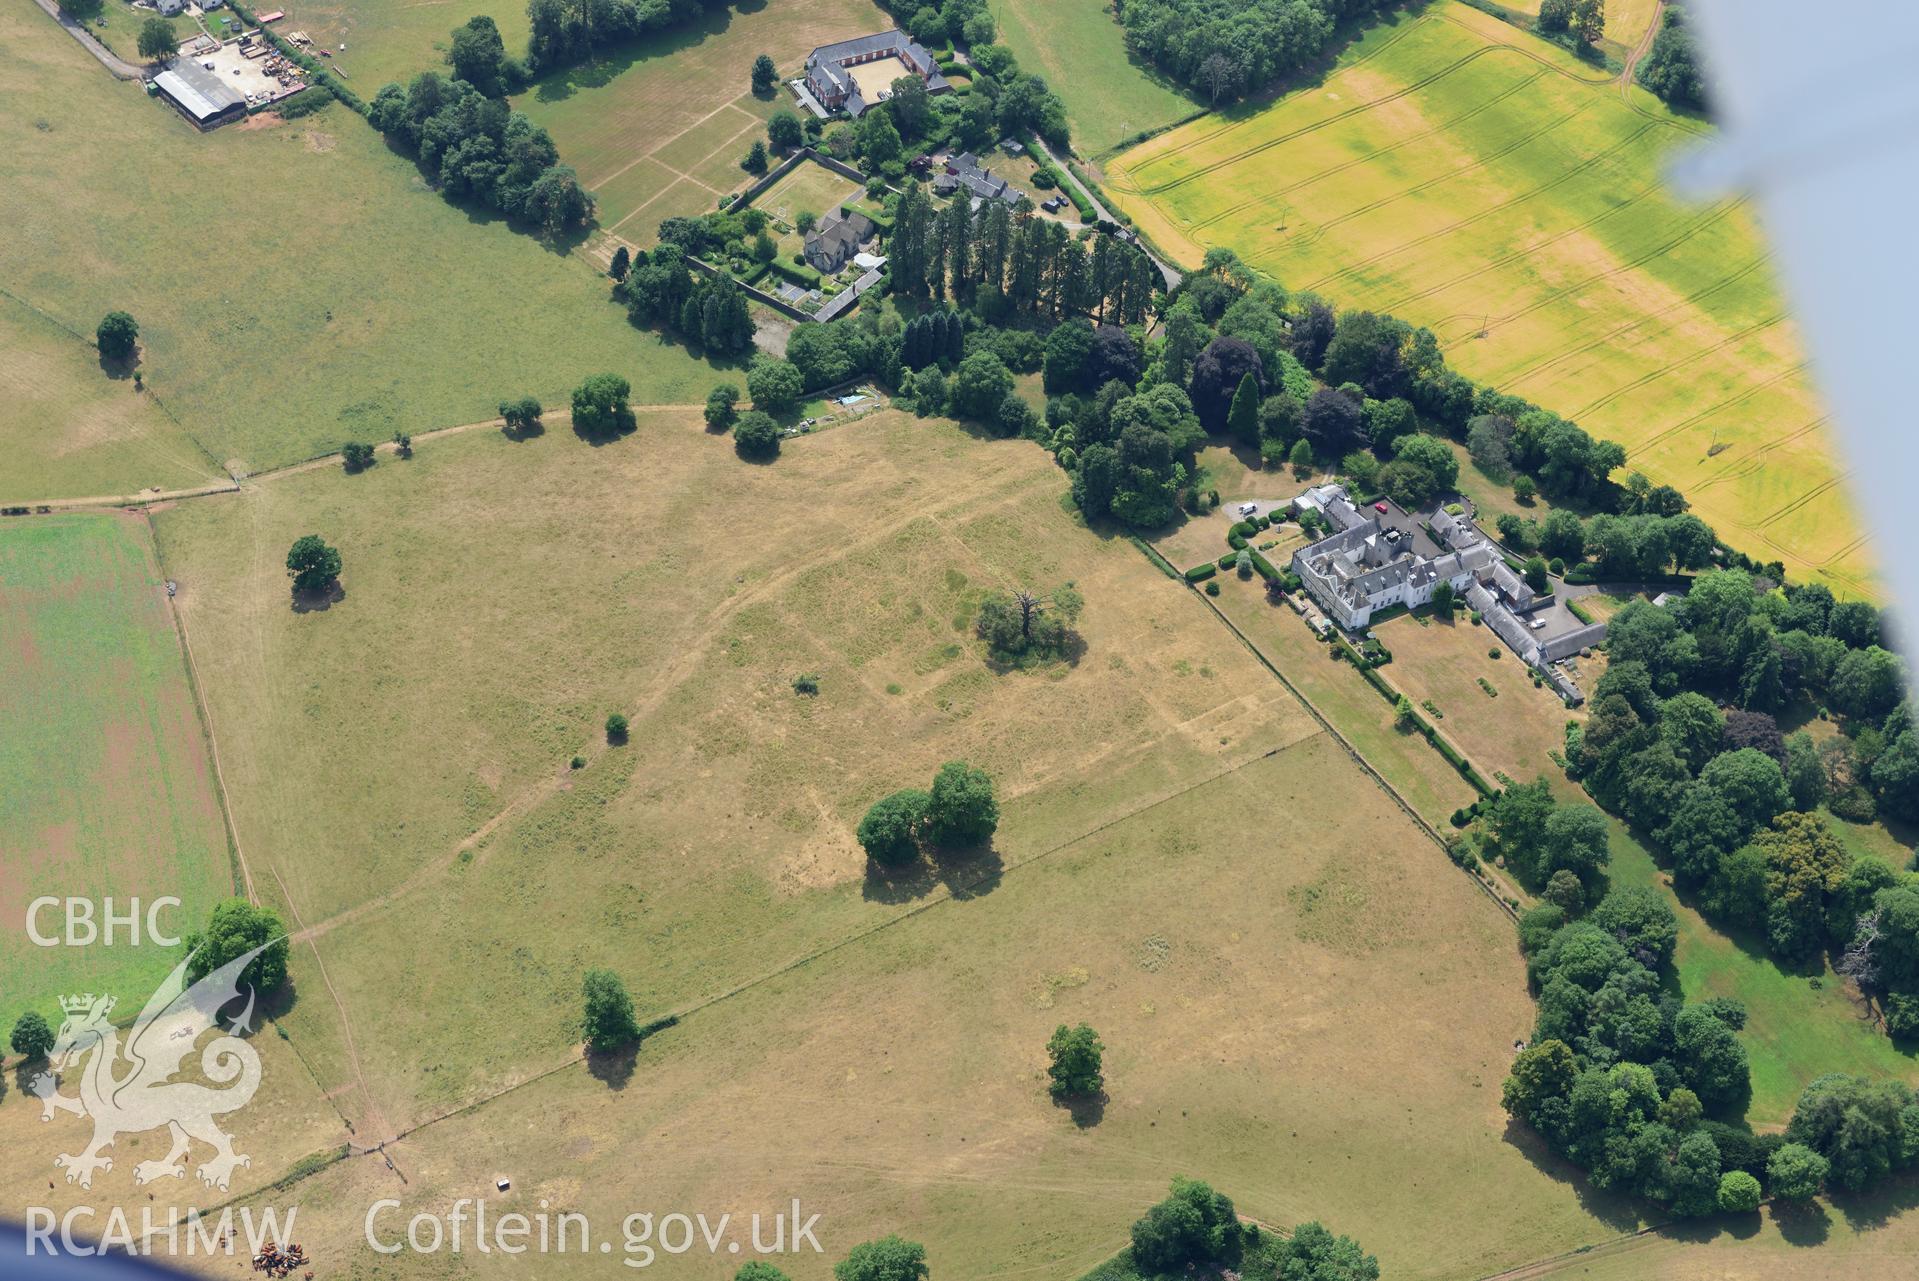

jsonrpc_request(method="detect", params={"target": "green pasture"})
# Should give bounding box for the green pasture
[0,514,231,1030]
[987,0,1198,158]
[0,4,720,485]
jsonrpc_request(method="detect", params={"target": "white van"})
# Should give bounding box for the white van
[1237,503,1258,517]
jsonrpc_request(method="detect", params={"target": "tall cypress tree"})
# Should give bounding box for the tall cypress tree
[1227,371,1261,446]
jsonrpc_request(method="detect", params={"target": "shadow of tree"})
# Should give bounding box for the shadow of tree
[1054,1090,1107,1129]
[291,581,346,614]
[934,842,1003,901]
[1499,1117,1648,1233]
[1771,1198,1832,1247]
[585,1043,638,1091]
[862,857,936,905]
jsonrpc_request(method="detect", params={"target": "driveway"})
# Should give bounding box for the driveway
[31,0,150,79]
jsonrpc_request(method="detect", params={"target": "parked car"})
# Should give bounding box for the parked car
[1374,501,1389,513]
[1530,619,1547,630]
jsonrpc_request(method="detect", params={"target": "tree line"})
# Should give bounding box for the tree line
[365,27,592,239]
[1113,0,1397,105]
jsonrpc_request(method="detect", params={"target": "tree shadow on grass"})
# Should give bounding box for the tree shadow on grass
[1771,1198,1833,1247]
[1054,1090,1107,1129]
[291,581,346,614]
[1830,1172,1919,1233]
[503,419,546,442]
[1499,1117,1648,1233]
[934,842,1003,901]
[862,856,937,905]
[98,348,142,381]
[585,1042,638,1091]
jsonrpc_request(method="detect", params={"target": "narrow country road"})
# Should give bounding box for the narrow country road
[30,0,151,79]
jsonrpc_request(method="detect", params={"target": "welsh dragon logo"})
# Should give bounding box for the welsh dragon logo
[30,941,278,1191]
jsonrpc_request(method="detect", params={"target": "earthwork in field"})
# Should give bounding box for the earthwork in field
[139,409,1654,1278]
[1107,3,1874,597]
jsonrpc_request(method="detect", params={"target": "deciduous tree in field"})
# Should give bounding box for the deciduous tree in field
[833,1236,926,1281]
[1046,1023,1104,1098]
[704,384,740,432]
[767,109,802,153]
[499,396,543,435]
[96,311,138,361]
[341,441,376,473]
[572,373,635,437]
[925,760,998,849]
[581,969,640,1052]
[11,1011,55,1062]
[285,534,342,596]
[609,245,630,281]
[733,411,780,460]
[857,789,929,867]
[184,898,289,991]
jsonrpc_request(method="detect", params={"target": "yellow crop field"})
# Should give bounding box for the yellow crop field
[1107,4,1873,597]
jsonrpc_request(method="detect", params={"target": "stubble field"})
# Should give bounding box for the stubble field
[1106,4,1872,598]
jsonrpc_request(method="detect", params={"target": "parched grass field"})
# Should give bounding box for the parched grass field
[0,3,719,488]
[148,412,1658,1278]
[209,742,1631,1281]
[517,0,886,243]
[1106,4,1874,599]
[0,294,225,504]
[987,0,1198,158]
[0,513,230,1029]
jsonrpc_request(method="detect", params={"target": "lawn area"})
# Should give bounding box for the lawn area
[1105,3,1873,600]
[1191,566,1484,830]
[0,513,231,1029]
[0,294,225,503]
[1373,608,1571,788]
[0,3,721,484]
[517,0,886,243]
[751,156,866,253]
[988,0,1199,158]
[209,731,1642,1281]
[150,409,1317,1126]
[1607,827,1919,1127]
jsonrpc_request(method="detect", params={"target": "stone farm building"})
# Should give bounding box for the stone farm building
[803,30,950,117]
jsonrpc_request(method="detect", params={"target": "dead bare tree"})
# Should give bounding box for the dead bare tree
[1839,910,1883,989]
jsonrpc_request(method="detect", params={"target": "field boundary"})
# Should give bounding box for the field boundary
[1132,539,1522,922]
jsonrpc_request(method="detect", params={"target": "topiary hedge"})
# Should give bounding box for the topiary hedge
[1184,563,1217,583]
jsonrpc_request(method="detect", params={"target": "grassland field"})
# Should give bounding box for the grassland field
[0,513,232,1029]
[517,0,888,245]
[0,2,723,494]
[987,0,1200,158]
[0,294,226,504]
[1106,3,1874,599]
[88,404,1661,1280]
